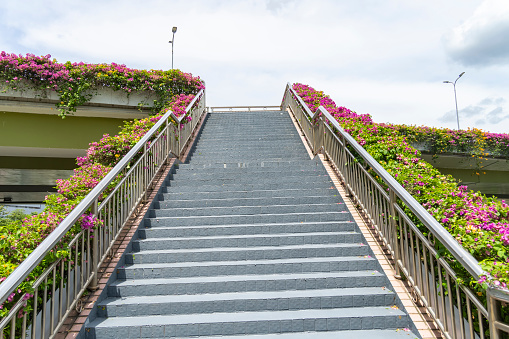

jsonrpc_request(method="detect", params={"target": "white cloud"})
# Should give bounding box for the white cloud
[444,0,509,66]
[1,0,509,133]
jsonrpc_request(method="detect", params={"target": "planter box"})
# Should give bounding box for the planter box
[0,83,157,108]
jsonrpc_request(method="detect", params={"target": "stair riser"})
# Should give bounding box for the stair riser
[139,222,355,238]
[164,181,334,192]
[88,314,410,338]
[108,274,388,297]
[98,293,396,318]
[195,135,302,142]
[168,177,332,187]
[150,203,346,218]
[145,212,353,227]
[191,148,305,154]
[126,244,369,264]
[172,171,328,181]
[160,188,339,200]
[193,142,305,148]
[157,196,340,209]
[177,161,322,169]
[117,259,378,280]
[133,233,363,251]
[175,167,326,175]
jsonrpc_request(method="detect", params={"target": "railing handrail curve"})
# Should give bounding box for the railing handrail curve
[285,84,485,279]
[0,88,204,306]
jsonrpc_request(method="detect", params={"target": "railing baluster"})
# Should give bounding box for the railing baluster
[90,200,99,291]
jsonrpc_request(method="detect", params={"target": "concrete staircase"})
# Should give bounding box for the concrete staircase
[85,110,419,338]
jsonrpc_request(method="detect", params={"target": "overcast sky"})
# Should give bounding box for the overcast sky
[1,0,509,133]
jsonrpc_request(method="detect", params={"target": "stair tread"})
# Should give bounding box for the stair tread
[155,202,344,212]
[136,231,359,243]
[178,329,419,339]
[122,256,376,269]
[100,287,394,306]
[112,270,386,287]
[130,242,366,255]
[90,306,407,327]
[143,220,352,230]
[148,211,349,221]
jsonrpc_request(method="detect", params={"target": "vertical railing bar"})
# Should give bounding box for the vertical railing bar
[80,233,85,292]
[438,263,448,333]
[41,276,48,339]
[31,289,37,339]
[50,266,56,335]
[422,245,431,309]
[479,307,485,339]
[409,222,417,285]
[21,312,27,339]
[9,317,15,339]
[456,284,466,339]
[467,298,475,339]
[446,274,456,338]
[58,261,64,326]
[415,236,424,302]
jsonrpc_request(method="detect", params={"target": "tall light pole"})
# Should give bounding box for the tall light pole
[169,26,177,69]
[443,72,465,130]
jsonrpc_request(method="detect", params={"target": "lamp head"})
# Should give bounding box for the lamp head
[443,81,451,83]
[172,26,177,33]
[459,72,465,78]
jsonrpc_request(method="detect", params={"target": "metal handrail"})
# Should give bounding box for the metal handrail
[0,88,205,338]
[285,83,483,277]
[282,83,509,339]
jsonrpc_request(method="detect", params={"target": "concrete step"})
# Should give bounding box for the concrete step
[87,307,410,338]
[145,211,353,227]
[97,287,396,317]
[175,163,323,173]
[176,329,420,339]
[172,167,327,180]
[108,270,389,297]
[160,187,340,201]
[126,243,369,264]
[188,155,311,162]
[150,202,346,218]
[116,256,379,280]
[189,149,306,157]
[156,195,340,209]
[164,178,334,191]
[139,221,356,238]
[131,231,365,251]
[177,160,320,169]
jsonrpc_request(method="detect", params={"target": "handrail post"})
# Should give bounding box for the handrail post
[320,118,327,160]
[487,287,509,339]
[389,190,402,279]
[340,134,351,197]
[89,199,99,291]
[166,118,171,165]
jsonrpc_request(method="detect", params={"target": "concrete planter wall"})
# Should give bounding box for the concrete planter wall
[0,83,157,108]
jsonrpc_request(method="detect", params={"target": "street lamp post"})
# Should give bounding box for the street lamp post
[443,72,465,130]
[169,26,177,69]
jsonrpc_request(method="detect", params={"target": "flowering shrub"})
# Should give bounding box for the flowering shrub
[78,93,195,167]
[0,54,203,331]
[0,52,204,117]
[391,124,509,159]
[293,83,509,290]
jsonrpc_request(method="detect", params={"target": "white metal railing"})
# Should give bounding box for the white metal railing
[0,89,205,339]
[282,83,509,339]
[208,105,281,112]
